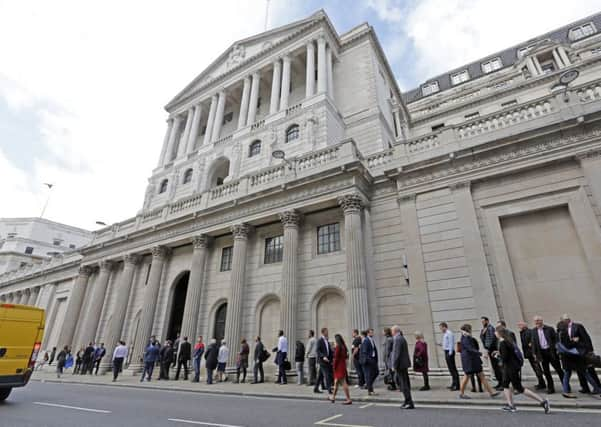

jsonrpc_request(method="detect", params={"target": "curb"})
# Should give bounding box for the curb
[31,378,601,410]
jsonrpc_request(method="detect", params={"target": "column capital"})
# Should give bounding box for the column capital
[317,35,326,44]
[151,246,171,259]
[123,253,142,265]
[279,210,301,227]
[231,223,251,240]
[99,260,115,272]
[192,234,212,249]
[449,180,471,191]
[282,54,291,63]
[252,71,260,79]
[78,265,94,277]
[306,40,315,49]
[338,194,364,215]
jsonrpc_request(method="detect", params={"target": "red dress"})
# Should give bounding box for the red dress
[413,340,429,373]
[333,345,348,380]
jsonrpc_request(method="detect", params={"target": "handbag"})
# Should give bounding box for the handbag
[283,360,291,371]
[456,342,462,353]
[413,355,425,369]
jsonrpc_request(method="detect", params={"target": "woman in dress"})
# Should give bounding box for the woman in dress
[329,334,352,405]
[413,331,430,390]
[458,324,499,399]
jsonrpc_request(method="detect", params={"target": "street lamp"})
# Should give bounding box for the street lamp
[272,149,294,169]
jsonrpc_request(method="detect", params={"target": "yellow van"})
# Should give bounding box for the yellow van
[0,303,45,401]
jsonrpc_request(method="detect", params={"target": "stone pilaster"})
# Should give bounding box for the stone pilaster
[270,60,281,114]
[166,115,182,163]
[317,36,327,94]
[203,95,218,145]
[338,194,370,331]
[279,55,291,110]
[306,41,315,98]
[247,73,260,125]
[279,210,300,359]
[100,254,141,372]
[211,90,226,142]
[224,223,251,366]
[180,235,211,342]
[187,105,203,154]
[238,77,251,129]
[79,260,114,345]
[129,246,170,372]
[58,266,93,348]
[179,108,194,157]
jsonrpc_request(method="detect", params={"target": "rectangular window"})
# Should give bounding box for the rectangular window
[481,57,502,73]
[570,23,596,41]
[317,223,341,255]
[501,99,518,108]
[264,235,283,264]
[222,112,233,125]
[540,61,556,74]
[53,239,61,246]
[220,246,233,272]
[24,246,34,255]
[464,112,480,120]
[69,244,76,249]
[450,70,469,85]
[431,123,445,132]
[591,47,601,56]
[421,81,439,96]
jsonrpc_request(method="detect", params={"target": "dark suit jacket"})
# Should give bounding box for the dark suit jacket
[316,336,332,365]
[178,341,192,362]
[359,336,378,365]
[254,341,264,361]
[519,328,535,359]
[531,325,559,359]
[571,323,594,353]
[392,334,411,370]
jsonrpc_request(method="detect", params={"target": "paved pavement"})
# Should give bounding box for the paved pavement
[2,381,601,427]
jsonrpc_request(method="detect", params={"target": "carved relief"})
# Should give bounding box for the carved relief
[226,44,246,70]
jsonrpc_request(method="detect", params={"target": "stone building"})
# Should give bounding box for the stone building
[2,10,601,373]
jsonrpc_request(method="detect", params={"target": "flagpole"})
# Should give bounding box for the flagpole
[40,183,54,218]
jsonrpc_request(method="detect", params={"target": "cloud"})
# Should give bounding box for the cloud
[365,0,403,23]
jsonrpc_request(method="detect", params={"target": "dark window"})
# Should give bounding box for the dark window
[200,125,207,136]
[216,177,224,186]
[183,168,193,184]
[220,246,233,271]
[223,112,233,124]
[464,112,479,120]
[159,179,168,194]
[24,246,34,255]
[249,140,261,157]
[257,97,262,109]
[69,244,76,249]
[317,223,341,254]
[501,99,518,108]
[431,123,444,132]
[144,264,151,286]
[264,235,283,264]
[53,239,61,246]
[285,124,300,143]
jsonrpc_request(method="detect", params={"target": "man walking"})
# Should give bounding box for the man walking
[276,330,288,385]
[112,341,128,382]
[82,342,95,375]
[141,340,160,382]
[175,336,191,381]
[439,322,459,391]
[314,327,333,394]
[351,329,364,389]
[531,315,564,394]
[306,330,317,386]
[93,343,106,375]
[360,329,379,396]
[559,314,601,393]
[159,340,174,380]
[480,317,502,390]
[392,325,414,409]
[251,336,266,384]
[517,321,546,390]
[192,336,205,382]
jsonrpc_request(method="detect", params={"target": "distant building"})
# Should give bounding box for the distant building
[0,217,92,274]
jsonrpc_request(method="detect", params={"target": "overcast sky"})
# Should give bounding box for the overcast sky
[1,0,599,230]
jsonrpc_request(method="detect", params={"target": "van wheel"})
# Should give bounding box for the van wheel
[0,387,12,401]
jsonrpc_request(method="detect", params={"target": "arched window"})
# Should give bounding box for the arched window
[159,179,168,194]
[249,140,261,157]
[285,124,300,143]
[182,168,193,184]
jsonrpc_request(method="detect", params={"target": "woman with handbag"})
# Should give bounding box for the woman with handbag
[329,334,352,405]
[413,332,430,391]
[458,324,499,399]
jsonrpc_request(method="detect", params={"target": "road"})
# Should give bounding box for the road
[1,382,600,427]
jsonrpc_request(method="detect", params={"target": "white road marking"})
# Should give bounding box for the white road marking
[314,413,374,427]
[374,402,601,414]
[33,401,111,413]
[358,403,374,409]
[168,418,245,427]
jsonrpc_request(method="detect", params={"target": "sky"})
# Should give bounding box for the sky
[1,0,599,230]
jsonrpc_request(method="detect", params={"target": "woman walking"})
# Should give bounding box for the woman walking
[236,338,249,383]
[204,339,218,384]
[413,332,430,390]
[383,328,396,390]
[329,334,352,405]
[496,326,549,413]
[458,324,499,399]
[217,340,229,382]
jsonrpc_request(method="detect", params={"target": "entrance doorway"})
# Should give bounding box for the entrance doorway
[166,271,189,342]
[213,302,227,345]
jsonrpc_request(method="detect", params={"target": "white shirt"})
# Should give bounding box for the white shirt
[113,345,128,360]
[278,336,288,353]
[218,345,229,363]
[306,337,316,358]
[442,330,455,354]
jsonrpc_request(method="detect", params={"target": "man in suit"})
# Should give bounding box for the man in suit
[351,329,364,389]
[517,321,546,390]
[560,314,601,393]
[175,336,191,380]
[360,328,379,396]
[251,336,265,384]
[480,316,502,390]
[391,325,414,409]
[313,327,333,394]
[531,315,564,394]
[159,340,174,380]
[141,341,160,382]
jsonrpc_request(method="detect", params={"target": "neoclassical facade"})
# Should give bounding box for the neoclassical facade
[2,10,601,373]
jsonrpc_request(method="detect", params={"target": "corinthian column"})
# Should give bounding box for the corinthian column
[129,246,170,372]
[58,266,93,348]
[158,119,174,167]
[27,286,40,306]
[279,55,291,110]
[203,95,218,145]
[317,36,327,94]
[19,290,29,305]
[211,90,226,142]
[338,194,370,331]
[238,77,251,129]
[186,104,203,154]
[306,41,315,98]
[100,254,141,372]
[180,235,211,341]
[279,210,300,359]
[78,260,114,344]
[224,223,250,366]
[247,73,260,126]
[270,60,281,114]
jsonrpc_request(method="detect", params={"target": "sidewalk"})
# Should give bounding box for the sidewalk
[31,368,601,410]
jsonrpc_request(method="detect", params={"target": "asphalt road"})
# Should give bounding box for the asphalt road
[1,382,600,427]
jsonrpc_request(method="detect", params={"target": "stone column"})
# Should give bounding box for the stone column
[238,77,251,129]
[279,210,300,360]
[317,36,327,94]
[203,95,218,145]
[279,55,291,111]
[211,90,226,142]
[224,223,250,366]
[78,261,114,344]
[158,119,174,167]
[100,254,141,372]
[27,286,40,306]
[525,57,537,76]
[338,194,370,331]
[165,115,182,163]
[58,266,93,348]
[129,246,170,371]
[180,235,210,341]
[247,73,261,126]
[306,41,315,98]
[19,290,29,305]
[558,46,571,67]
[186,105,203,154]
[179,109,194,156]
[270,60,281,115]
[552,49,565,69]
[326,46,334,100]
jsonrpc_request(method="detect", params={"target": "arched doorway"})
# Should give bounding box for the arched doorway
[166,272,189,342]
[213,302,227,344]
[258,298,280,350]
[315,290,346,341]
